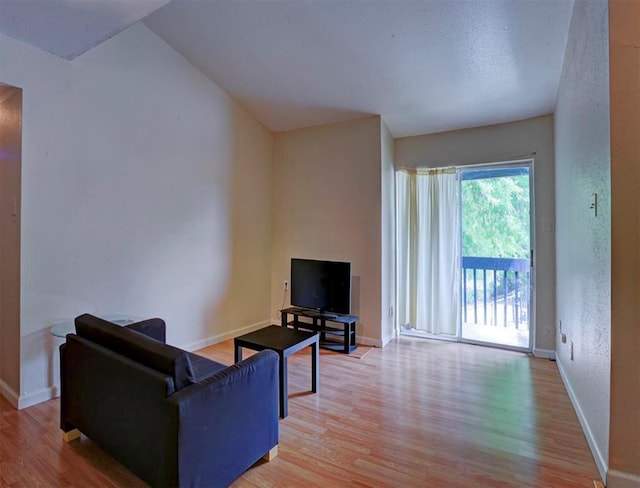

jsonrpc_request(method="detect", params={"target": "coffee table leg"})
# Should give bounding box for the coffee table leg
[279,353,287,418]
[234,342,242,363]
[312,340,319,393]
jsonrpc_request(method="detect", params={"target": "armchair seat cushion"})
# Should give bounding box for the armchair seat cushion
[188,353,227,382]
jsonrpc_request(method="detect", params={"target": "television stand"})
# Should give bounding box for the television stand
[280,307,358,354]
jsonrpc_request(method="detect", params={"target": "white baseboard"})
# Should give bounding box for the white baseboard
[18,386,58,410]
[271,316,391,349]
[180,320,272,352]
[0,379,20,408]
[533,348,556,359]
[381,332,395,347]
[186,322,388,350]
[357,335,383,348]
[556,358,608,482]
[271,320,391,349]
[607,469,640,488]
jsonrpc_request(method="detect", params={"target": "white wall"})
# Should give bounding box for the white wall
[380,118,395,345]
[271,116,383,345]
[554,0,610,480]
[395,115,556,353]
[0,87,22,404]
[0,23,273,407]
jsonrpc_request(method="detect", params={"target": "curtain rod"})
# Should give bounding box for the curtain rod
[454,153,536,169]
[397,152,536,172]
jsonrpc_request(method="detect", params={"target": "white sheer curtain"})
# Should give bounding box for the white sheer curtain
[396,168,459,336]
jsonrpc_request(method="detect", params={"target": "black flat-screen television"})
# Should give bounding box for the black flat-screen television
[290,258,351,315]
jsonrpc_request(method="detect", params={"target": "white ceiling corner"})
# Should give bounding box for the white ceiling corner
[0,0,170,59]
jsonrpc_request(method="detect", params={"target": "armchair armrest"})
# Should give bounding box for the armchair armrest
[167,350,279,488]
[125,318,166,343]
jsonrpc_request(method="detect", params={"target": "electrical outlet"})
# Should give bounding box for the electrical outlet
[284,280,289,291]
[561,333,567,344]
[544,326,553,336]
[570,341,574,360]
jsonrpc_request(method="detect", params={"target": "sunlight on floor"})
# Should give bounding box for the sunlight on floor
[400,322,530,349]
[461,321,530,349]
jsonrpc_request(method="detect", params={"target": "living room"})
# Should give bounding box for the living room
[0,0,637,487]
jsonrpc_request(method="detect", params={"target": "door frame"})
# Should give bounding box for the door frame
[456,159,535,353]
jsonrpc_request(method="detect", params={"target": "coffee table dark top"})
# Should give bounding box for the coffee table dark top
[235,325,317,354]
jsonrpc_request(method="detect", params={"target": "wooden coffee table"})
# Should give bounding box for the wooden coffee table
[234,325,319,418]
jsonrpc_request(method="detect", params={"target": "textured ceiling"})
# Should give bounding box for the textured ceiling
[145,0,574,137]
[0,0,170,59]
[0,0,574,137]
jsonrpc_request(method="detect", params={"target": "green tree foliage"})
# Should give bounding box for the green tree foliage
[461,175,530,259]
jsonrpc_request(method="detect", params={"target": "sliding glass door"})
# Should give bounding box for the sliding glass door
[396,160,534,353]
[458,162,533,351]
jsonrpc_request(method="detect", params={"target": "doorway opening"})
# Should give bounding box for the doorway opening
[0,83,23,405]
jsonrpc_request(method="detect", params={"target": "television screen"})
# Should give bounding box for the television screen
[290,258,351,315]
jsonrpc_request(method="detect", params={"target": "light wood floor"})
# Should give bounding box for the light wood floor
[0,337,600,487]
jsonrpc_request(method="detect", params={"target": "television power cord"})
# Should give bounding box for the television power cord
[278,287,288,319]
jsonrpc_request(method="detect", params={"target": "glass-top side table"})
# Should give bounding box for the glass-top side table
[50,314,140,338]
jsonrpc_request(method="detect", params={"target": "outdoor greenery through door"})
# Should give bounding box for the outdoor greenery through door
[459,165,532,350]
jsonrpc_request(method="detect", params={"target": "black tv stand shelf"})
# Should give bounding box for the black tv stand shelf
[280,307,358,354]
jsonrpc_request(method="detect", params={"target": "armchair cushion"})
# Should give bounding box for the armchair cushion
[188,352,227,382]
[122,317,226,380]
[125,318,166,342]
[74,313,195,391]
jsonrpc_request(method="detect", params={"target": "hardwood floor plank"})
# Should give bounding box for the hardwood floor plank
[0,337,600,487]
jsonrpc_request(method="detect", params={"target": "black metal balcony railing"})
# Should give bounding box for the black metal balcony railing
[461,256,530,329]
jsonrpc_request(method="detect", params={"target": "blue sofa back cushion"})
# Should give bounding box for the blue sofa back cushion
[74,313,195,391]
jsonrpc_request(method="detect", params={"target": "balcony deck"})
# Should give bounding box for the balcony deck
[462,256,530,349]
[400,256,531,350]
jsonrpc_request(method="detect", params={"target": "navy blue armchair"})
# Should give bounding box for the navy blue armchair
[60,314,279,487]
